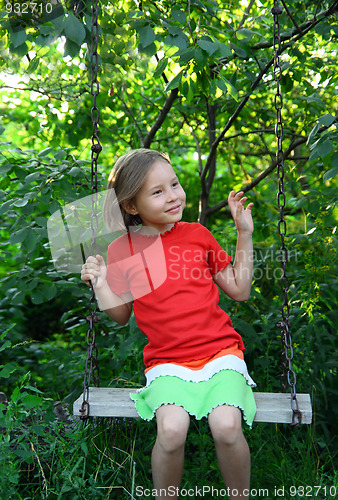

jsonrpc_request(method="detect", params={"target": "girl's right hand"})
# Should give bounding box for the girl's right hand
[81,254,107,289]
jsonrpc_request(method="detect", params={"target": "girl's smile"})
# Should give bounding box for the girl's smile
[166,204,182,214]
[128,160,186,233]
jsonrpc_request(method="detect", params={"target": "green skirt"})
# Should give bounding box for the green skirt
[130,369,256,428]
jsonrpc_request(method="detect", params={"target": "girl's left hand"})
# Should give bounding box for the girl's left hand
[228,190,254,234]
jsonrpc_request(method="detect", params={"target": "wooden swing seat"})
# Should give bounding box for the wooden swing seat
[73,388,312,424]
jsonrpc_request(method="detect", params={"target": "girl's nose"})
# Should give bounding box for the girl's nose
[167,188,178,201]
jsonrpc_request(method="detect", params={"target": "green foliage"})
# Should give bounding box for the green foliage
[0,330,141,499]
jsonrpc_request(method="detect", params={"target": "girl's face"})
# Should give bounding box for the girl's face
[130,160,186,233]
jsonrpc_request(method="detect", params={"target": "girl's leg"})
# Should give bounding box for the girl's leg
[152,404,190,499]
[208,405,250,500]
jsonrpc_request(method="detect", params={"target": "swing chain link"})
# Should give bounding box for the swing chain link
[80,0,101,420]
[272,1,302,426]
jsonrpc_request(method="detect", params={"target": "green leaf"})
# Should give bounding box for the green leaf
[217,77,238,101]
[331,152,338,168]
[323,167,338,181]
[0,363,17,379]
[12,198,29,207]
[307,123,320,145]
[237,28,254,40]
[138,42,157,57]
[11,291,26,305]
[0,340,11,353]
[171,10,186,23]
[186,78,196,104]
[11,386,21,403]
[214,41,232,58]
[0,162,13,174]
[10,228,28,245]
[230,43,247,58]
[64,38,80,58]
[35,217,47,227]
[11,29,27,48]
[193,48,207,69]
[165,33,189,50]
[68,166,82,177]
[22,394,42,409]
[81,442,89,455]
[24,172,40,184]
[11,42,28,56]
[40,282,57,301]
[316,139,333,158]
[64,13,86,46]
[315,22,331,35]
[138,25,156,48]
[31,289,44,305]
[36,34,55,47]
[305,94,326,109]
[318,114,335,127]
[40,24,54,36]
[28,57,40,74]
[54,150,68,160]
[197,39,218,56]
[174,47,195,63]
[153,58,168,79]
[165,70,184,92]
[167,25,182,36]
[21,230,37,253]
[38,147,54,157]
[14,449,35,459]
[23,385,44,394]
[0,199,13,215]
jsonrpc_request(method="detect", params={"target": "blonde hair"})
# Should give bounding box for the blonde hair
[103,148,172,231]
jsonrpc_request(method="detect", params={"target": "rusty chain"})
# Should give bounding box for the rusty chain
[79,0,102,420]
[272,0,302,426]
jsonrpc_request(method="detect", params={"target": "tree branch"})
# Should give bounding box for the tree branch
[200,1,337,191]
[206,136,308,216]
[238,0,256,30]
[206,116,337,216]
[143,88,179,148]
[280,0,303,35]
[201,56,274,187]
[251,3,338,50]
[183,114,203,175]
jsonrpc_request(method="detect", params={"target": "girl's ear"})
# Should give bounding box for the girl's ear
[122,202,138,215]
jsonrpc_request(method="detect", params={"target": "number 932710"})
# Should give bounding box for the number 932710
[5,3,53,15]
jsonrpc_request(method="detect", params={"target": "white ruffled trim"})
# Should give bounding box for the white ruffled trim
[143,354,256,389]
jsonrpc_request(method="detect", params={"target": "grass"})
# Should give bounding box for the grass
[1,398,336,499]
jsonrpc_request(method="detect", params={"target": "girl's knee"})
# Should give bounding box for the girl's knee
[208,405,243,446]
[156,405,190,453]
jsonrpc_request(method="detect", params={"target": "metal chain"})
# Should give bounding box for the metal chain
[272,0,302,426]
[79,0,102,420]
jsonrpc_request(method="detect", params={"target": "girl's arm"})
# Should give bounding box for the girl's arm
[81,255,133,325]
[213,191,254,302]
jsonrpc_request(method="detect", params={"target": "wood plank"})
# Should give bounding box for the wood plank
[73,389,312,424]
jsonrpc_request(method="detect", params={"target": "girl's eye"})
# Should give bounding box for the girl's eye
[172,182,179,187]
[152,190,162,195]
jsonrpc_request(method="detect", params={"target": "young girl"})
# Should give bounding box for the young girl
[81,149,256,499]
